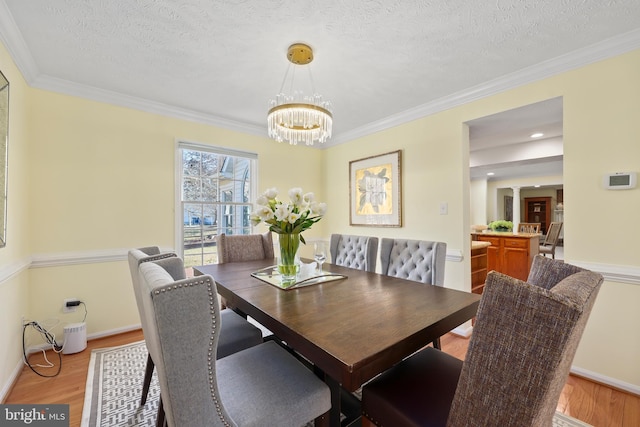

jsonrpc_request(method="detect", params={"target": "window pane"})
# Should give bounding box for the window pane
[220,156,232,178]
[201,153,218,176]
[201,178,218,202]
[183,151,200,176]
[183,177,200,201]
[243,176,251,202]
[242,205,251,228]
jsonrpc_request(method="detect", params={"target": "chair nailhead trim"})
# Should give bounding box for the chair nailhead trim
[157,277,232,427]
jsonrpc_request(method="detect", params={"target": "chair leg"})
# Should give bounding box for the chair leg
[141,353,154,405]
[432,337,441,350]
[156,395,165,427]
[313,410,331,427]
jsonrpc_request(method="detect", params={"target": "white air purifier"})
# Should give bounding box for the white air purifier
[63,322,87,354]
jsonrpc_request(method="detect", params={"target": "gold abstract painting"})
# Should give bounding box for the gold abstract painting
[349,150,402,227]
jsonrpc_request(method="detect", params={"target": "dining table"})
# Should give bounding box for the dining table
[194,259,481,427]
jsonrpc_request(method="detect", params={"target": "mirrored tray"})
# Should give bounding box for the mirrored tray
[251,265,347,290]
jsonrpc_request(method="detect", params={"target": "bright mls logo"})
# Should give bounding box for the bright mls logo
[0,404,69,426]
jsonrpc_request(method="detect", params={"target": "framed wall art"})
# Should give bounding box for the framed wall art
[349,150,402,227]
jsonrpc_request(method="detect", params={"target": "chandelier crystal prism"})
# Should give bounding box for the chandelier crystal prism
[268,43,333,146]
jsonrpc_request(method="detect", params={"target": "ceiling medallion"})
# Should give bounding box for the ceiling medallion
[267,43,333,146]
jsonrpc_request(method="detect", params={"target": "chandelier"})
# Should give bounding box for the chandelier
[267,43,333,146]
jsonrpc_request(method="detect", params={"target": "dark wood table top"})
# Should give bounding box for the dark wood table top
[194,259,480,392]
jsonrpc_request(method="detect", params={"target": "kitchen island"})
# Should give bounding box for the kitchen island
[471,231,540,281]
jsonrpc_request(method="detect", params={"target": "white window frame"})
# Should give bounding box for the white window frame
[175,140,258,264]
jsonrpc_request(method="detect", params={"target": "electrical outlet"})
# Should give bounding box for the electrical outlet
[63,298,80,313]
[439,202,448,215]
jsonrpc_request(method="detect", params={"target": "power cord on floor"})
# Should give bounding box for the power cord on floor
[22,320,63,377]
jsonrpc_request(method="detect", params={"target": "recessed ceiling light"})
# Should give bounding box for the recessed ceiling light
[530,132,544,138]
[487,172,495,176]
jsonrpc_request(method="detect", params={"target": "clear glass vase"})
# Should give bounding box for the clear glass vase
[278,232,300,283]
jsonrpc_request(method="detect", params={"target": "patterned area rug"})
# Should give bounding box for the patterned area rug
[81,341,592,427]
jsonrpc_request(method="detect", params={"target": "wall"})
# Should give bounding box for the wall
[24,88,325,334]
[0,42,31,400]
[324,50,640,391]
[469,179,488,226]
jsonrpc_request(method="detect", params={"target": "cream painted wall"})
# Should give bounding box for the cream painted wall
[323,118,472,293]
[27,90,324,254]
[324,50,640,387]
[469,179,488,226]
[24,88,325,341]
[0,42,31,399]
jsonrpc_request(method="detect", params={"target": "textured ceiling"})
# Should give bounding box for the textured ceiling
[1,0,640,150]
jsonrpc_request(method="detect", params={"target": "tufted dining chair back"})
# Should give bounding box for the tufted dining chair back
[379,238,447,349]
[380,238,447,286]
[330,234,379,272]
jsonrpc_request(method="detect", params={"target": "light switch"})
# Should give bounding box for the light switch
[439,202,448,215]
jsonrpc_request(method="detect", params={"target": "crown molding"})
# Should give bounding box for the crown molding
[0,1,39,82]
[328,28,640,147]
[30,75,268,138]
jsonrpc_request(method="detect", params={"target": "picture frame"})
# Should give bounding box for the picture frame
[349,150,402,227]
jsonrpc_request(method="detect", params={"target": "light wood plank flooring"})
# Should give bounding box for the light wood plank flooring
[4,330,639,426]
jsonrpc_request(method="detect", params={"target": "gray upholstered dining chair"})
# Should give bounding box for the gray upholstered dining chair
[127,246,177,407]
[139,259,331,427]
[329,233,379,272]
[215,232,275,338]
[540,221,563,259]
[127,247,263,409]
[361,255,603,427]
[379,238,447,348]
[216,231,274,263]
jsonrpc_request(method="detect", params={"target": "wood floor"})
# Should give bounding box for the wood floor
[4,330,640,427]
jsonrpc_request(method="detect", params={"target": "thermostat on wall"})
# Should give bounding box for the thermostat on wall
[603,172,637,190]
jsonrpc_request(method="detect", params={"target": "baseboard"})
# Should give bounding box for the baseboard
[0,361,24,404]
[448,326,640,396]
[85,324,142,341]
[21,324,142,356]
[570,366,640,396]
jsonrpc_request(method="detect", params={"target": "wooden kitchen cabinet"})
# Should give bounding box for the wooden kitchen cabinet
[473,232,540,281]
[471,241,490,294]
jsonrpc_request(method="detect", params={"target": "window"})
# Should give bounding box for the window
[177,142,257,267]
